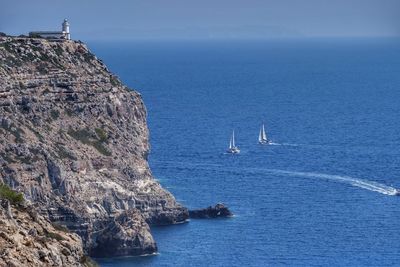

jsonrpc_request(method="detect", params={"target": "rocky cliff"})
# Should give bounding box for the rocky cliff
[0,37,188,257]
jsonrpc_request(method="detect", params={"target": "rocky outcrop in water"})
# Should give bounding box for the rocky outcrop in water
[89,209,156,257]
[189,203,233,219]
[0,36,188,256]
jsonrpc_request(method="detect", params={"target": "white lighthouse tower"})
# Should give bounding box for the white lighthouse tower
[62,19,70,40]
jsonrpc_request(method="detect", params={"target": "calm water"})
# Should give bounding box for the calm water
[91,39,400,266]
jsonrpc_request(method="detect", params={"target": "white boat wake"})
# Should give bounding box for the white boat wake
[268,142,300,147]
[153,160,398,196]
[264,169,398,196]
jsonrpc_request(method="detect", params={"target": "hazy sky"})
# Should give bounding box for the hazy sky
[1,0,399,40]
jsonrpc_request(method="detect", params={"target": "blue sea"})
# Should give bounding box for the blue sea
[90,38,400,266]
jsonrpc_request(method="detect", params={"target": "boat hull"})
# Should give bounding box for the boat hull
[227,148,240,154]
[258,140,272,145]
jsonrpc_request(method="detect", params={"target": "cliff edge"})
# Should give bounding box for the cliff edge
[0,37,188,257]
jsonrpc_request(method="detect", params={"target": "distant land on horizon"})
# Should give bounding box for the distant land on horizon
[1,0,399,41]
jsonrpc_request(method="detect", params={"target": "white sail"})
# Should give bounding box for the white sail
[258,124,269,144]
[262,124,267,141]
[227,129,240,153]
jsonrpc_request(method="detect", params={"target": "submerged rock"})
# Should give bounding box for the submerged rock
[189,203,233,219]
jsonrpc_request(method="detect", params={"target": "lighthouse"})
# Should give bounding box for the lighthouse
[62,19,70,40]
[29,19,72,40]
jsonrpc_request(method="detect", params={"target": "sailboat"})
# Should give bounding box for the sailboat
[258,124,271,145]
[227,130,240,154]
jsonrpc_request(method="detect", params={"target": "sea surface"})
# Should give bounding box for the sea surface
[90,38,400,266]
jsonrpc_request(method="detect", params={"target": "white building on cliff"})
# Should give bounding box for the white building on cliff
[29,19,71,40]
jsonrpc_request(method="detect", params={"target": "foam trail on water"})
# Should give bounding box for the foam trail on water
[152,160,398,196]
[269,142,300,147]
[266,169,397,196]
[268,142,281,146]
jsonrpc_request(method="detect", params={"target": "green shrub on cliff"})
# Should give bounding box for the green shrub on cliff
[45,230,65,241]
[92,141,112,156]
[55,143,77,160]
[54,45,64,57]
[51,222,70,233]
[2,42,14,53]
[82,52,95,64]
[95,128,107,141]
[110,75,121,86]
[0,123,25,143]
[50,110,60,120]
[0,183,24,205]
[68,128,112,156]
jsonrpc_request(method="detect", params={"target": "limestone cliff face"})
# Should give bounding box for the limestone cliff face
[0,37,188,256]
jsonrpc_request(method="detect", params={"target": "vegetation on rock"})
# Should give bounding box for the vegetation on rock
[0,183,24,205]
[68,127,112,156]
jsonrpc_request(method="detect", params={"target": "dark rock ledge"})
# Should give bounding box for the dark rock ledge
[189,203,233,219]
